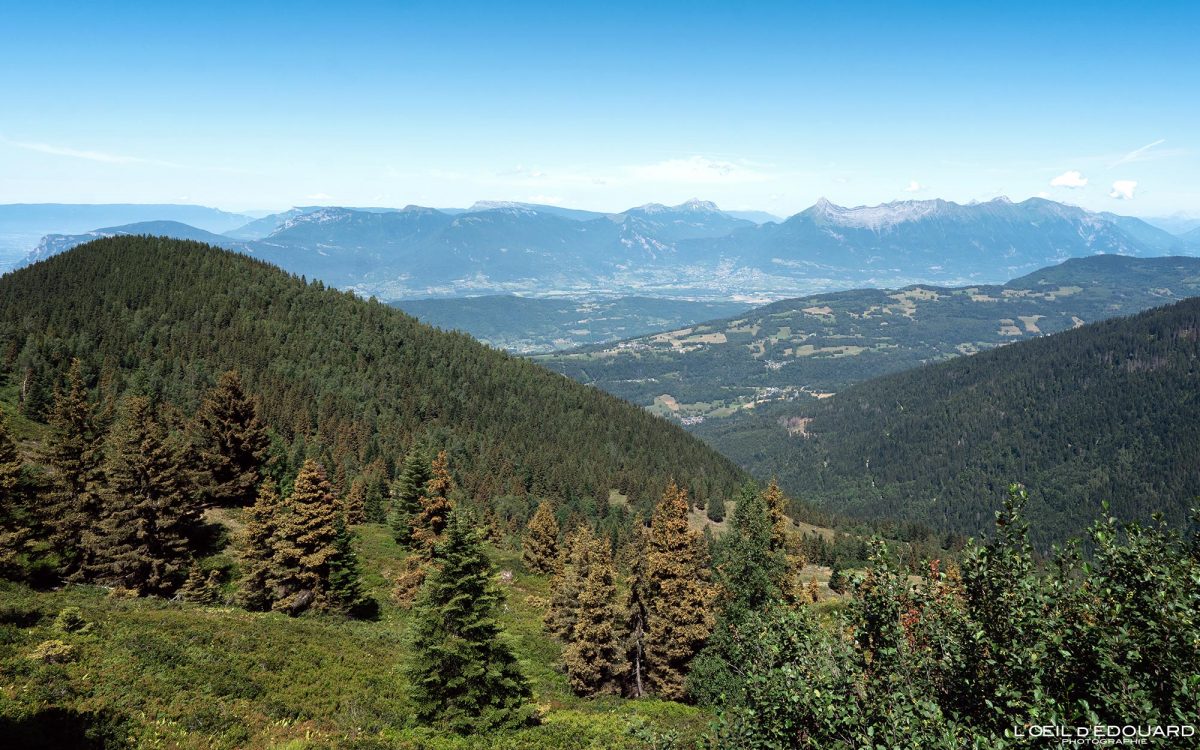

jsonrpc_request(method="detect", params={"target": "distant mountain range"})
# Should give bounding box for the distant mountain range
[7,197,1198,299]
[21,221,249,266]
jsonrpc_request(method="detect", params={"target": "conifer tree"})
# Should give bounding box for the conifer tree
[562,535,626,695]
[623,524,650,698]
[0,415,33,579]
[344,477,367,525]
[546,525,595,640]
[641,481,717,700]
[405,509,532,733]
[762,479,809,604]
[685,482,786,705]
[522,499,560,574]
[237,479,283,611]
[364,477,387,524]
[716,482,786,614]
[828,566,847,594]
[411,450,454,549]
[178,562,223,605]
[43,360,104,579]
[91,396,201,595]
[394,450,456,605]
[705,492,726,523]
[193,370,270,506]
[327,516,377,618]
[269,459,341,615]
[390,445,430,546]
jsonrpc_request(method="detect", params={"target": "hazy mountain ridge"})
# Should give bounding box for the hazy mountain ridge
[9,198,1196,300]
[19,221,249,267]
[537,255,1200,422]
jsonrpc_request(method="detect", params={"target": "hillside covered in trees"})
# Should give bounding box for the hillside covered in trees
[700,297,1200,547]
[0,236,744,519]
[539,255,1200,423]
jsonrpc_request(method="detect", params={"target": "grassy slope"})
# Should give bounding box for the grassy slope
[0,524,710,749]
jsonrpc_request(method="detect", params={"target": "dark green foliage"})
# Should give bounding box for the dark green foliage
[687,482,786,705]
[0,236,743,525]
[0,414,35,579]
[712,488,1200,748]
[326,518,378,619]
[390,445,429,546]
[89,396,201,595]
[827,565,846,593]
[405,510,533,733]
[192,370,269,507]
[42,360,104,579]
[704,492,725,523]
[731,297,1200,547]
[363,478,386,524]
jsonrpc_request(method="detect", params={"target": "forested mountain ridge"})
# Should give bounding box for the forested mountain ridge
[539,255,1200,422]
[703,297,1200,547]
[0,236,744,514]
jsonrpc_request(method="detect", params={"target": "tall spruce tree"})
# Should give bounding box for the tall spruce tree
[364,477,387,524]
[393,450,456,605]
[344,477,367,525]
[91,396,201,595]
[562,535,626,695]
[269,459,341,615]
[390,444,430,546]
[412,450,454,549]
[762,479,809,604]
[641,481,717,700]
[193,370,270,506]
[623,523,650,698]
[705,492,726,523]
[405,509,532,733]
[546,525,595,640]
[326,516,377,618]
[43,360,104,580]
[237,479,283,611]
[522,500,560,574]
[0,415,33,580]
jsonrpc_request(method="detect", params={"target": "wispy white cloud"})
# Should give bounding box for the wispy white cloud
[626,156,769,184]
[305,192,334,201]
[1109,139,1165,168]
[1050,169,1087,188]
[1109,180,1137,200]
[903,180,924,193]
[0,134,182,167]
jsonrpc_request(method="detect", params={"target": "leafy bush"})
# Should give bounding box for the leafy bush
[710,488,1200,748]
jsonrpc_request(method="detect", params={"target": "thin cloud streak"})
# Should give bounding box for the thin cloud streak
[1109,139,1165,168]
[0,134,183,167]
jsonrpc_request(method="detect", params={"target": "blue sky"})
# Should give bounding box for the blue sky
[1,1,1197,217]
